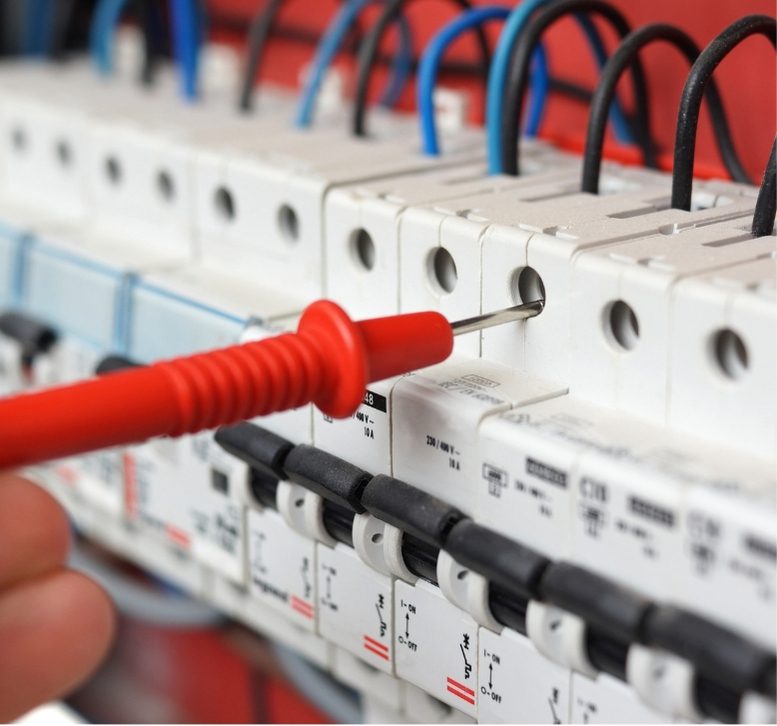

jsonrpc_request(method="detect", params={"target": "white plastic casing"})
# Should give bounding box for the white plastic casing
[571,671,665,724]
[668,255,777,462]
[247,506,317,631]
[394,579,479,717]
[677,477,776,649]
[477,626,571,724]
[570,222,774,424]
[324,145,579,319]
[476,396,612,559]
[317,543,394,673]
[313,377,398,475]
[392,356,564,515]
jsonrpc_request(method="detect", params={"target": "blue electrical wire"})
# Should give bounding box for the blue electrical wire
[89,0,130,76]
[525,41,549,138]
[295,0,414,129]
[486,0,634,174]
[378,14,413,109]
[169,0,201,101]
[24,0,55,56]
[417,6,550,156]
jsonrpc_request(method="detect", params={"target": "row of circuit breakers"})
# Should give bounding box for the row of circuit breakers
[0,39,774,725]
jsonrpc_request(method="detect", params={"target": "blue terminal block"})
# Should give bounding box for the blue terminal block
[125,279,247,363]
[0,220,31,310]
[21,238,128,356]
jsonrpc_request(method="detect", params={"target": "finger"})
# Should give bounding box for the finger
[0,569,116,722]
[0,475,71,588]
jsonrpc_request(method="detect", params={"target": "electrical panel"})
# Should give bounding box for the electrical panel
[0,16,774,726]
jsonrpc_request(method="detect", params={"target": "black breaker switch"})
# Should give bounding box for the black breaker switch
[284,445,370,514]
[645,605,777,700]
[0,311,57,368]
[361,474,465,585]
[283,445,373,547]
[540,562,654,681]
[446,520,550,635]
[214,422,295,511]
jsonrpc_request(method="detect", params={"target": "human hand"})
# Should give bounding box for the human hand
[0,474,115,722]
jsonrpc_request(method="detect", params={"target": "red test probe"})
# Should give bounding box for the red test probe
[0,299,543,470]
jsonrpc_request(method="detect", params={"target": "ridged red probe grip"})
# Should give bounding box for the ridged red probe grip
[0,301,453,470]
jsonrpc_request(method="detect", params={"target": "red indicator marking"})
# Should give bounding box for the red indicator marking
[446,676,475,705]
[123,453,137,516]
[290,596,314,619]
[165,525,191,549]
[363,635,390,661]
[55,464,78,487]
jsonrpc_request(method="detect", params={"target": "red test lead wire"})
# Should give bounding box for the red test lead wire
[0,299,543,471]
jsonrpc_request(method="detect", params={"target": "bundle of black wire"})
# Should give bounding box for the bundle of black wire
[499,0,656,177]
[579,23,749,195]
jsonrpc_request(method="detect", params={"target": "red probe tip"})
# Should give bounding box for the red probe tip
[297,300,454,418]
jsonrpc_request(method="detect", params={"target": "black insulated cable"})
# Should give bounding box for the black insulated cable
[581,23,751,195]
[752,137,776,237]
[0,312,57,367]
[238,0,289,113]
[211,9,598,105]
[500,0,657,176]
[351,0,491,137]
[94,354,140,375]
[671,14,776,211]
[50,0,77,59]
[238,0,364,113]
[134,0,166,87]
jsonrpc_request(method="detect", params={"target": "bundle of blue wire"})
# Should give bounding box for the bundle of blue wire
[295,0,415,129]
[417,5,549,156]
[87,0,635,157]
[90,0,202,101]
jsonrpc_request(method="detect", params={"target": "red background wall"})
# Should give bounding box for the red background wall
[207,0,775,183]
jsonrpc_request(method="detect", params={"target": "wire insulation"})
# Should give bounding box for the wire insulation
[90,0,130,76]
[752,138,776,238]
[581,23,751,194]
[671,14,776,211]
[352,0,491,137]
[500,0,655,176]
[295,0,414,127]
[417,6,550,155]
[169,0,202,100]
[485,0,637,174]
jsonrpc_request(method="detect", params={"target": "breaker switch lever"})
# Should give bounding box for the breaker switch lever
[0,299,543,470]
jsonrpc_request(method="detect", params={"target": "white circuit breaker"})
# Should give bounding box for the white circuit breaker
[0,51,773,726]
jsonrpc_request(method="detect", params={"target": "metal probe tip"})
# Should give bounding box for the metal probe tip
[451,299,545,336]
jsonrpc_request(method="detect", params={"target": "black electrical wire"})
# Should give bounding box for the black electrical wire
[671,14,776,211]
[49,0,77,59]
[134,0,166,87]
[238,0,285,112]
[581,23,750,195]
[752,137,776,237]
[501,0,656,176]
[211,8,597,104]
[351,0,491,137]
[238,0,363,113]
